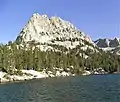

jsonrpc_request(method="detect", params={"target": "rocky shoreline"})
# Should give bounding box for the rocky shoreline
[83,68,108,75]
[0,69,75,83]
[0,68,110,83]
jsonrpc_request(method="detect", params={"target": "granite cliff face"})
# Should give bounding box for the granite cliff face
[17,13,93,43]
[16,13,97,55]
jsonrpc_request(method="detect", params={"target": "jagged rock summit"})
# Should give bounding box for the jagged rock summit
[16,13,97,53]
[17,13,93,44]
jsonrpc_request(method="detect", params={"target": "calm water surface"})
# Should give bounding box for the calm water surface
[0,74,120,102]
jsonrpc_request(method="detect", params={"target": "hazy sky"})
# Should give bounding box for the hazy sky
[0,0,120,43]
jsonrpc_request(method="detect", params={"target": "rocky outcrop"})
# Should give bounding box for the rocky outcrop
[0,69,75,83]
[16,13,97,54]
[17,13,89,43]
[111,46,120,55]
[82,68,107,75]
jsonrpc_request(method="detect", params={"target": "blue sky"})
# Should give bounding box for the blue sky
[0,0,119,43]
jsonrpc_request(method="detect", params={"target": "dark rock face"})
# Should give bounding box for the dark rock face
[94,38,120,55]
[94,39,109,48]
[109,38,120,47]
[94,38,120,48]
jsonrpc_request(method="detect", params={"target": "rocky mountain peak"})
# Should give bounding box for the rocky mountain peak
[32,13,48,19]
[17,13,92,43]
[16,13,96,53]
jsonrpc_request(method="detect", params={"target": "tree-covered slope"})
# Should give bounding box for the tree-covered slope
[0,13,119,76]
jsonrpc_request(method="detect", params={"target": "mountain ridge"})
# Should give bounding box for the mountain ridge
[94,38,120,55]
[94,38,120,48]
[16,13,98,55]
[17,13,93,43]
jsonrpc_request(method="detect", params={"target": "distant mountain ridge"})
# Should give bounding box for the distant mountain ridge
[94,38,120,48]
[94,38,120,55]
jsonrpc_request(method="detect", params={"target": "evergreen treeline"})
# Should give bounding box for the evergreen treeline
[0,41,120,75]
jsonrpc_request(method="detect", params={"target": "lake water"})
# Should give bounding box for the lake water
[0,74,120,102]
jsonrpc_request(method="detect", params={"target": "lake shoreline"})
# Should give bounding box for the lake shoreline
[1,67,119,84]
[0,69,76,84]
[0,69,117,84]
